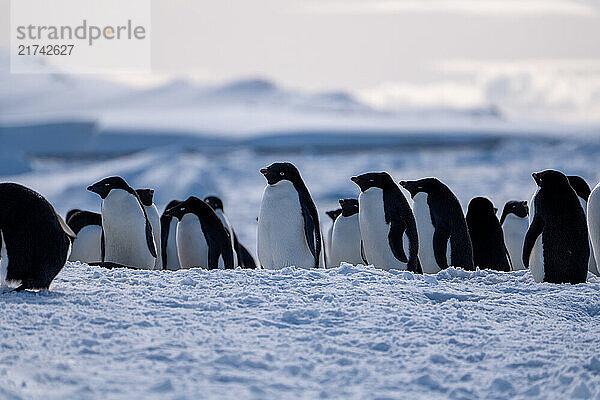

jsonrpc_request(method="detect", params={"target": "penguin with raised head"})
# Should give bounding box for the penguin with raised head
[67,210,102,264]
[324,208,342,266]
[399,178,474,272]
[567,175,598,276]
[351,172,420,272]
[136,189,162,270]
[164,196,234,269]
[466,197,511,271]
[160,200,182,270]
[500,200,529,271]
[329,199,362,267]
[257,162,321,269]
[524,170,588,284]
[0,183,75,290]
[87,177,157,269]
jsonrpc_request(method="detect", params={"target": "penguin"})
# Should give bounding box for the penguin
[567,175,598,276]
[204,195,257,269]
[466,197,511,271]
[399,178,474,273]
[257,162,321,269]
[588,181,600,277]
[329,199,363,267]
[66,208,81,223]
[500,200,529,271]
[0,183,75,290]
[87,177,157,269]
[67,210,102,264]
[160,200,182,271]
[163,196,234,269]
[351,172,420,272]
[524,170,589,284]
[324,208,342,267]
[136,189,162,270]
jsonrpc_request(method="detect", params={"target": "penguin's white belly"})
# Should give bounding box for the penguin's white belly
[412,193,449,273]
[326,225,334,264]
[577,197,598,276]
[216,209,238,267]
[102,189,155,269]
[68,225,102,264]
[257,181,314,269]
[588,184,600,276]
[176,213,210,269]
[165,219,180,271]
[145,204,162,270]
[330,214,363,267]
[0,230,8,285]
[502,214,528,271]
[359,188,408,270]
[529,235,545,283]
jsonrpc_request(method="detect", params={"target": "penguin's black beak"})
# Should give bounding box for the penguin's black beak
[350,176,358,183]
[260,168,268,175]
[532,172,542,186]
[339,199,345,207]
[399,181,407,188]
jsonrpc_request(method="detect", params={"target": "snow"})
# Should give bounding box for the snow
[1,264,600,399]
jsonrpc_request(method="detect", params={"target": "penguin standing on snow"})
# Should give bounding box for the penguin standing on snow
[524,170,589,284]
[257,162,321,269]
[466,197,511,271]
[500,200,529,271]
[0,183,75,290]
[567,175,598,276]
[136,189,162,270]
[87,177,157,269]
[163,196,234,269]
[352,172,420,272]
[329,199,363,267]
[67,210,102,264]
[160,200,182,271]
[324,208,342,266]
[399,178,474,272]
[205,196,257,268]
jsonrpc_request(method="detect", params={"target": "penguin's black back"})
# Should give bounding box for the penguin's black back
[466,197,510,271]
[0,183,73,290]
[66,210,102,234]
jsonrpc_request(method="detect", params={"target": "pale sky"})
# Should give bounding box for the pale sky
[2,0,600,121]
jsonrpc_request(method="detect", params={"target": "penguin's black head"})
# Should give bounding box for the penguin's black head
[567,175,591,201]
[467,197,496,217]
[260,162,301,185]
[163,196,212,220]
[532,170,569,189]
[325,209,342,221]
[339,198,359,217]
[136,189,155,207]
[66,208,81,223]
[351,172,394,192]
[399,178,442,198]
[164,199,182,215]
[204,196,224,211]
[500,200,528,224]
[87,176,131,199]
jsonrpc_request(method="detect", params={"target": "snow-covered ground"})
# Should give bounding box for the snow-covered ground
[2,264,600,399]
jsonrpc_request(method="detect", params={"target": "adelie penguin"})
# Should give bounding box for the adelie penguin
[500,200,529,271]
[87,177,157,269]
[329,199,362,267]
[136,189,162,270]
[67,210,102,264]
[524,170,589,284]
[0,183,75,291]
[399,178,474,273]
[466,197,511,271]
[352,173,420,272]
[567,175,598,276]
[324,208,342,266]
[160,200,182,271]
[163,196,234,269]
[205,195,256,268]
[257,162,321,269]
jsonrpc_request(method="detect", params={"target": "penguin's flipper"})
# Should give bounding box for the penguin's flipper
[238,243,257,269]
[101,228,106,262]
[57,214,77,241]
[523,215,544,268]
[145,218,158,258]
[388,220,408,263]
[160,215,171,269]
[299,190,321,268]
[433,225,451,269]
[361,240,368,264]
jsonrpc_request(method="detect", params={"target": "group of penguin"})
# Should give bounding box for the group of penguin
[0,162,598,291]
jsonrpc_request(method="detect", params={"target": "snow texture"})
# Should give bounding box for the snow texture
[1,264,600,399]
